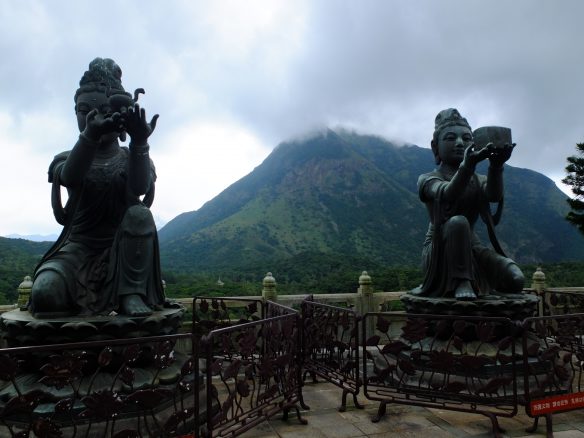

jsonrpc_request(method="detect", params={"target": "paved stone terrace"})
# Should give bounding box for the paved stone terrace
[239,381,584,438]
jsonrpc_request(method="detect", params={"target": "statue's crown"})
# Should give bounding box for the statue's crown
[80,57,124,90]
[434,108,471,134]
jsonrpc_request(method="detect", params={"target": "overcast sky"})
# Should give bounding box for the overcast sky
[1,0,583,237]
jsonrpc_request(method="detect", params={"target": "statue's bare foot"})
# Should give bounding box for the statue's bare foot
[454,280,476,301]
[120,294,152,316]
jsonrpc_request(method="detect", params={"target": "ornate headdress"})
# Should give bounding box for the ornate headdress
[74,57,131,103]
[431,108,472,164]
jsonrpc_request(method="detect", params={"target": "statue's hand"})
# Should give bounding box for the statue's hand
[83,109,124,142]
[461,143,491,170]
[489,143,515,167]
[124,103,159,146]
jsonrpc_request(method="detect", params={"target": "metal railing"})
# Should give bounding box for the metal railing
[362,312,518,436]
[301,298,363,412]
[196,302,306,437]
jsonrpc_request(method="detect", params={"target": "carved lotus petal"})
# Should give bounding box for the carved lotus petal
[102,318,137,334]
[61,321,98,335]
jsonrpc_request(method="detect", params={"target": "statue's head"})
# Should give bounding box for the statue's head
[431,108,472,165]
[74,58,133,136]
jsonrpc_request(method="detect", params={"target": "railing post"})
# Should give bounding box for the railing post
[357,271,374,338]
[531,266,546,317]
[17,275,33,310]
[262,272,277,302]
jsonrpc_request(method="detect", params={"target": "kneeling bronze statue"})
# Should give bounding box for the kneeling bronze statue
[411,108,525,301]
[30,58,165,318]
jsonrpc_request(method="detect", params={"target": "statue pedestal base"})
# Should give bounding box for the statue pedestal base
[0,305,218,436]
[400,292,539,320]
[0,306,185,347]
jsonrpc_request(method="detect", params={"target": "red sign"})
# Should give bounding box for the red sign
[530,392,584,415]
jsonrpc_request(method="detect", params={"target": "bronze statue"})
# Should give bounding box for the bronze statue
[30,58,165,318]
[411,108,524,300]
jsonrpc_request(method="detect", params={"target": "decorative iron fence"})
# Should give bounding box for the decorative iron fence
[6,292,584,437]
[0,333,198,437]
[362,312,519,436]
[521,313,584,435]
[196,303,306,437]
[301,299,363,411]
[192,296,264,341]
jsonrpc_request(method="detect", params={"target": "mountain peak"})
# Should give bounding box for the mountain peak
[159,131,584,272]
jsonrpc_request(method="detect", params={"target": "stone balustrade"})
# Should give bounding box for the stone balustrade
[1,266,580,319]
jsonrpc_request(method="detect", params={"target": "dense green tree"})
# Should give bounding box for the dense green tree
[563,143,584,235]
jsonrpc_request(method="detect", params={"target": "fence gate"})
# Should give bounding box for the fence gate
[196,301,306,437]
[301,299,363,411]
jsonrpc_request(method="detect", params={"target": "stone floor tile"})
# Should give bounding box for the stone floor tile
[368,425,453,438]
[553,431,584,437]
[238,421,279,438]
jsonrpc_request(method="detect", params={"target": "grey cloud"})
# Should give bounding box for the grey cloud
[220,0,584,178]
[2,0,584,191]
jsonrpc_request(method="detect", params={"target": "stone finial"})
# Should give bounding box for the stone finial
[358,271,373,296]
[531,266,546,293]
[17,275,33,310]
[359,271,372,286]
[262,272,277,301]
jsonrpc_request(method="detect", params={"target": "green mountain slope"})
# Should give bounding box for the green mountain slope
[159,129,584,273]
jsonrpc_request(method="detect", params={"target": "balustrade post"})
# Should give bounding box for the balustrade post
[357,271,374,338]
[262,272,277,302]
[17,275,33,310]
[531,266,546,316]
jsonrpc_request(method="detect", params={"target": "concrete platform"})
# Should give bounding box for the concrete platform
[239,381,584,438]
